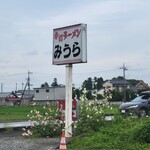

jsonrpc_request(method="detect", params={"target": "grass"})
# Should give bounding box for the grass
[2,105,150,150]
[68,117,150,150]
[0,106,56,122]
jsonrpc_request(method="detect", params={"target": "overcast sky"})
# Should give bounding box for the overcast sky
[0,0,150,92]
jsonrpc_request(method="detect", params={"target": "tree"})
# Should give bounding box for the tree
[127,79,140,86]
[112,76,124,80]
[82,77,93,91]
[81,77,104,100]
[95,77,104,90]
[126,89,136,101]
[72,87,81,99]
[51,78,59,87]
[111,90,123,101]
[41,82,49,88]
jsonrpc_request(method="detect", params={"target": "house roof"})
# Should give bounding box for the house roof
[34,85,65,90]
[5,92,20,101]
[136,80,149,88]
[110,79,129,85]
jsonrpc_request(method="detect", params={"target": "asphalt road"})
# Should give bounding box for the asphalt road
[0,129,60,150]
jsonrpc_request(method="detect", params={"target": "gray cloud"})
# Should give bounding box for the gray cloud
[24,50,39,56]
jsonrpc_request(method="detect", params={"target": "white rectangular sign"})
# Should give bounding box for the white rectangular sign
[53,24,87,65]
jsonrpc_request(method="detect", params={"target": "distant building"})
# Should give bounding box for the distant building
[135,80,150,91]
[99,79,149,97]
[0,92,11,106]
[33,86,65,105]
[0,90,34,106]
[5,92,21,106]
[103,79,130,92]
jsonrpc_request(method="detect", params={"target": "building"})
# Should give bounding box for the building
[103,79,130,92]
[0,90,34,106]
[33,86,65,105]
[135,80,149,91]
[0,92,11,106]
[5,91,21,106]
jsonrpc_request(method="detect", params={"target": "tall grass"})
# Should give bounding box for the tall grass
[68,117,150,150]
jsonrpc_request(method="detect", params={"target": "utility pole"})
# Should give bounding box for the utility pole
[27,70,33,99]
[120,64,128,102]
[22,82,24,91]
[16,83,18,91]
[1,83,3,93]
[20,71,32,106]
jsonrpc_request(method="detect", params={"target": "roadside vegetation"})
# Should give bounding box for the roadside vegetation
[1,87,150,150]
[68,89,150,150]
[68,117,150,150]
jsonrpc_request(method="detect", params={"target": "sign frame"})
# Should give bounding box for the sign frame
[53,23,87,65]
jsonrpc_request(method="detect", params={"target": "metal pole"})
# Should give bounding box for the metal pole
[1,83,3,93]
[122,64,127,102]
[27,71,33,99]
[123,65,126,102]
[65,64,73,137]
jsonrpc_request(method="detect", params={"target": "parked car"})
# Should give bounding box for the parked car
[119,91,150,117]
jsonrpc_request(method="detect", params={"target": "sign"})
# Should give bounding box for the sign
[57,99,78,121]
[53,24,87,65]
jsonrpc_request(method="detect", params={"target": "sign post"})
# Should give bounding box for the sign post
[53,23,87,137]
[65,64,72,137]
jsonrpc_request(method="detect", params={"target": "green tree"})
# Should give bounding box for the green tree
[111,90,123,101]
[51,78,59,87]
[73,87,81,99]
[41,82,49,88]
[81,77,104,100]
[82,77,93,90]
[127,79,140,86]
[96,77,104,90]
[126,89,136,101]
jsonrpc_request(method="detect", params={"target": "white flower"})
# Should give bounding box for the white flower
[88,102,92,106]
[22,133,28,136]
[27,130,32,135]
[45,112,48,116]
[32,102,36,106]
[22,128,26,131]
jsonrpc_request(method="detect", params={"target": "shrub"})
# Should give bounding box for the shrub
[132,118,150,143]
[76,88,113,134]
[22,106,64,138]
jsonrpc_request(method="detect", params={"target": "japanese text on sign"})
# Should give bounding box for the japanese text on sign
[53,24,87,65]
[54,29,81,42]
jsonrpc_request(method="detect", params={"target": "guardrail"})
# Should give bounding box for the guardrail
[0,121,33,129]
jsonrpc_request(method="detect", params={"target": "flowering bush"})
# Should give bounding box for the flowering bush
[76,88,113,133]
[22,88,114,137]
[22,106,64,138]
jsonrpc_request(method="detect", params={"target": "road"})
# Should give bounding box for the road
[0,129,60,150]
[0,121,73,150]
